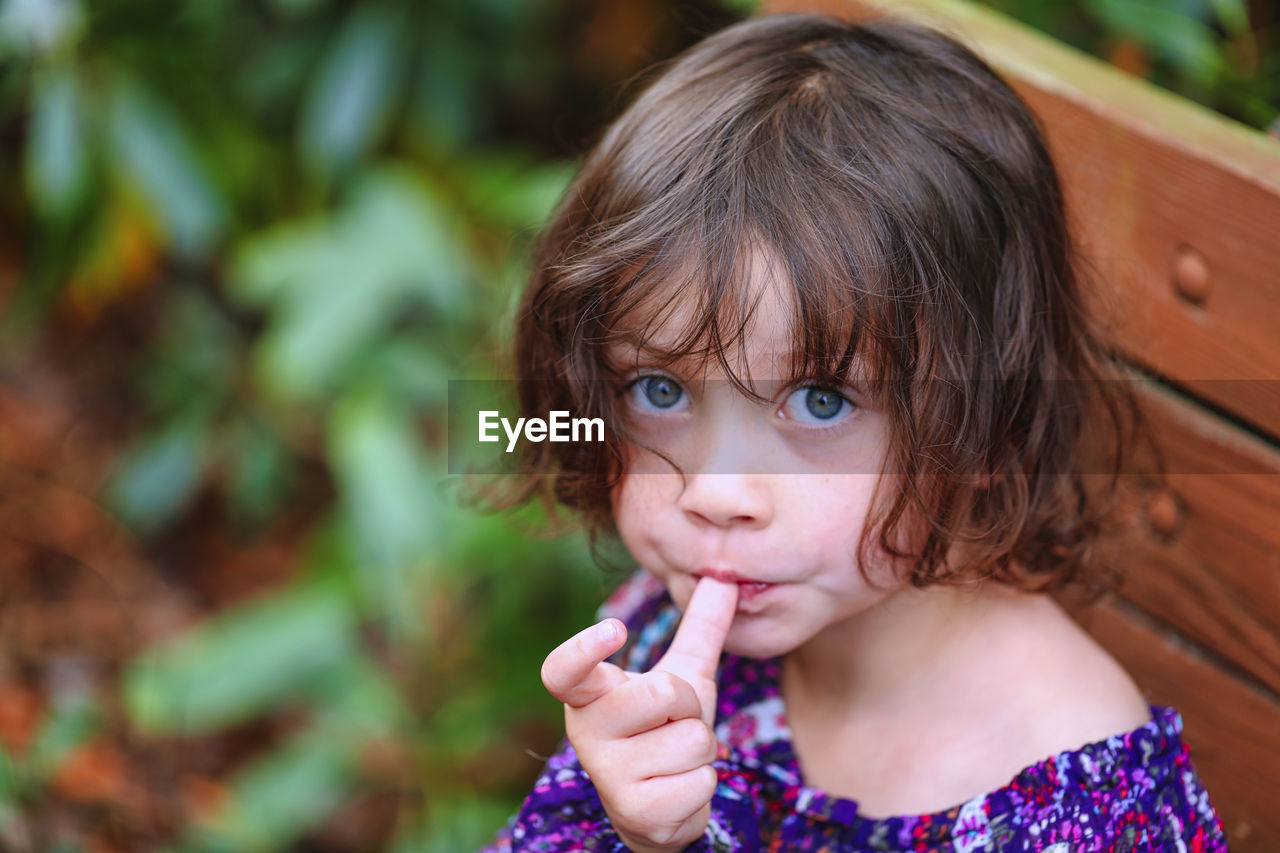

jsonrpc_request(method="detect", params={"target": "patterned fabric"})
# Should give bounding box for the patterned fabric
[482,571,1229,852]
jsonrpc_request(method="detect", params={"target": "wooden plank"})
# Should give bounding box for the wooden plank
[1023,90,1280,438]
[763,0,1280,439]
[1075,600,1280,852]
[1094,381,1280,696]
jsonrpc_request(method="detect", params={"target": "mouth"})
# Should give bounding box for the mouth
[692,569,776,605]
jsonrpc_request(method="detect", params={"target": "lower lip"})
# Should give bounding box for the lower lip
[737,581,772,602]
[693,574,777,612]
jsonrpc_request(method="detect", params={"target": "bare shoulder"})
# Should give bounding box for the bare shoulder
[980,587,1152,761]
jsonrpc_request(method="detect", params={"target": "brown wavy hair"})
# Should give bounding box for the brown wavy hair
[501,13,1135,598]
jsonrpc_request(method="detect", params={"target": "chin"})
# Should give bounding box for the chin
[723,623,804,660]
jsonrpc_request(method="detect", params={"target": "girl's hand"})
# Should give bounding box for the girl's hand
[540,576,739,853]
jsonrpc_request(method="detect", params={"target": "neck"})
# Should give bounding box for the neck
[783,578,1015,719]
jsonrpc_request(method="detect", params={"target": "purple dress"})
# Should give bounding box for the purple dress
[483,571,1229,852]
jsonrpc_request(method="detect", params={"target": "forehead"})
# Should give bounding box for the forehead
[607,247,805,380]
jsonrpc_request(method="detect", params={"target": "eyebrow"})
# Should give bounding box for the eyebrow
[600,322,875,382]
[607,329,802,360]
[604,344,868,392]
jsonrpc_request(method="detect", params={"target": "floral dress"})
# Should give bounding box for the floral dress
[482,571,1229,852]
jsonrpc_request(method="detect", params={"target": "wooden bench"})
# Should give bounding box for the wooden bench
[763,0,1280,847]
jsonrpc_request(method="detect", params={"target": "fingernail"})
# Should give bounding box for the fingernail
[597,620,618,644]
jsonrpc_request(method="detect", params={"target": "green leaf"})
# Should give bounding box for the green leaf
[458,153,574,230]
[222,417,294,529]
[108,78,227,257]
[0,0,85,56]
[329,390,436,570]
[715,0,760,15]
[141,286,238,417]
[395,796,518,853]
[308,655,409,736]
[299,4,405,176]
[328,389,437,629]
[228,213,336,306]
[235,29,322,118]
[229,167,470,401]
[0,743,24,806]
[1207,0,1249,38]
[123,584,358,734]
[231,210,385,399]
[1084,0,1222,82]
[269,0,326,17]
[260,256,385,400]
[25,66,90,220]
[374,338,451,410]
[343,168,468,316]
[411,31,479,149]
[182,726,356,852]
[24,693,99,784]
[105,417,209,535]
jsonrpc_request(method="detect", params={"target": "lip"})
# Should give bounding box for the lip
[692,569,778,611]
[693,568,764,585]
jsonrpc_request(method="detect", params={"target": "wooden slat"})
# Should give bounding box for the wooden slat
[1095,381,1280,696]
[1076,600,1280,852]
[764,0,1280,439]
[1024,90,1280,437]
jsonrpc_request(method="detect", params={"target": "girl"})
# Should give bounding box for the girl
[483,13,1228,852]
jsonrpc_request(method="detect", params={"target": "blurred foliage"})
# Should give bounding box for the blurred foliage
[0,0,1275,849]
[0,0,721,847]
[983,0,1279,129]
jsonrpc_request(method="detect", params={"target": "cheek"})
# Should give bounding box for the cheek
[610,472,675,550]
[806,476,879,531]
[801,476,902,580]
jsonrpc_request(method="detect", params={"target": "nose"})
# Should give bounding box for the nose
[677,473,774,530]
[673,387,777,530]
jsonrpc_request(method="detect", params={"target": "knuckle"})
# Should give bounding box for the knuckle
[648,823,688,849]
[627,778,665,809]
[647,671,679,705]
[608,796,649,833]
[669,717,706,752]
[688,721,716,759]
[698,763,719,798]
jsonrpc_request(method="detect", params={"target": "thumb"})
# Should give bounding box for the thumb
[655,576,738,721]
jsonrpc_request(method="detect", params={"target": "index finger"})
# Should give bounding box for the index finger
[541,618,629,708]
[656,576,738,684]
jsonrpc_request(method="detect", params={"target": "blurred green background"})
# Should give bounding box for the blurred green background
[0,0,1274,850]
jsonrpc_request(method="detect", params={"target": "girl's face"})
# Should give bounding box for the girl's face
[609,256,906,660]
